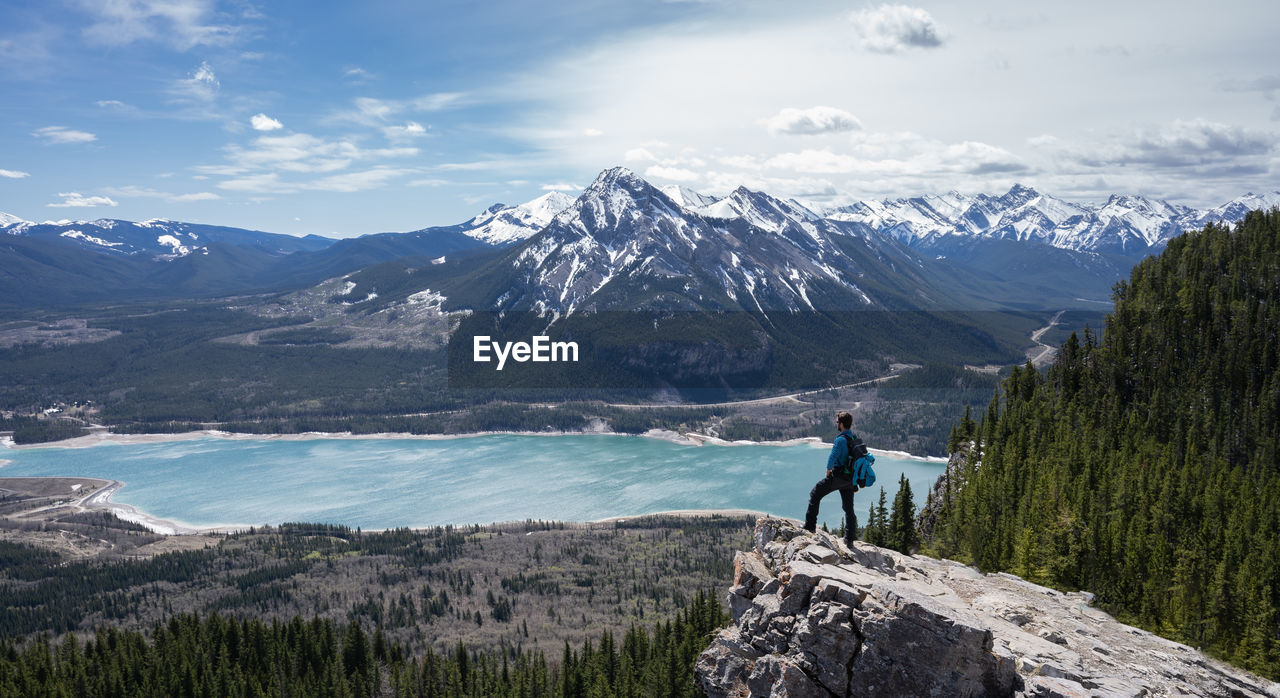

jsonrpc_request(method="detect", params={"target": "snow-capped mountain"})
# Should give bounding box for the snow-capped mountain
[2,216,332,259]
[822,186,1279,256]
[0,211,27,228]
[481,167,934,317]
[456,191,575,245]
[658,184,719,210]
[1186,191,1280,229]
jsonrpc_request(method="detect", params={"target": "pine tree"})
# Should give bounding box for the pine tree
[888,474,919,554]
[865,487,889,547]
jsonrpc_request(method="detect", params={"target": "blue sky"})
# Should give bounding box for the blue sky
[2,0,1278,237]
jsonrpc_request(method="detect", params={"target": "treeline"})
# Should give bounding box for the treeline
[105,403,722,440]
[0,591,726,697]
[925,211,1280,678]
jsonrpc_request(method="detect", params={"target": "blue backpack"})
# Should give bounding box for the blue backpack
[840,434,877,489]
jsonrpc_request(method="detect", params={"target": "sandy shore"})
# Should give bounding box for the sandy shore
[77,479,250,535]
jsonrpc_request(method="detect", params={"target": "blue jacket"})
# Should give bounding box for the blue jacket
[827,430,855,472]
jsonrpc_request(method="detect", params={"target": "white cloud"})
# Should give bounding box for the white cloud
[333,93,469,132]
[33,126,97,144]
[383,121,427,139]
[0,169,30,179]
[541,183,580,191]
[199,127,422,194]
[765,107,861,136]
[309,167,417,193]
[104,185,220,202]
[849,5,946,54]
[644,165,698,182]
[1059,119,1277,173]
[171,191,221,202]
[413,92,466,111]
[583,128,604,137]
[343,67,374,82]
[251,113,283,131]
[624,148,658,162]
[170,61,220,103]
[219,168,416,194]
[80,0,242,50]
[48,192,118,208]
[354,97,393,121]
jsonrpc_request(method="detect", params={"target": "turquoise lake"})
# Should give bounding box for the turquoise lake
[0,435,945,530]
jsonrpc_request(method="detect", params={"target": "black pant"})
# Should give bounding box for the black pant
[804,473,857,542]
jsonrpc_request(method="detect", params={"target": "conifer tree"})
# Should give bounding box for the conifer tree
[888,474,919,554]
[865,487,889,547]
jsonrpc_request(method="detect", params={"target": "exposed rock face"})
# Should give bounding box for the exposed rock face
[696,516,1280,698]
[915,444,968,540]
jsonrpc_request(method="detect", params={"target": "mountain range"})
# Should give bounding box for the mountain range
[2,170,1275,312]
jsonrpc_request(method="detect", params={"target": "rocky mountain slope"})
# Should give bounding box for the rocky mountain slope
[697,516,1279,697]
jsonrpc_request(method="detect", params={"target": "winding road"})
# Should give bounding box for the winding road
[1027,310,1066,367]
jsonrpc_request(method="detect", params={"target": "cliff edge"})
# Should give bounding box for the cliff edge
[696,516,1279,697]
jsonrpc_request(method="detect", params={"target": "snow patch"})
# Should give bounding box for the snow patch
[60,229,123,247]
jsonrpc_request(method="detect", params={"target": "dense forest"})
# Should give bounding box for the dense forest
[924,210,1280,678]
[0,591,726,697]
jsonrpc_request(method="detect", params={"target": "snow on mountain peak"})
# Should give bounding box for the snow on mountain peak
[659,184,719,210]
[0,212,28,228]
[460,191,577,246]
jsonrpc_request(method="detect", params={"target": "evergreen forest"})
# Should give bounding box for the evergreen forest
[925,210,1280,678]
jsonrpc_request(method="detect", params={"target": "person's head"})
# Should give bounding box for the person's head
[836,412,852,431]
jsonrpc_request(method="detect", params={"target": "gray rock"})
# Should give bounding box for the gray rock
[696,516,1280,698]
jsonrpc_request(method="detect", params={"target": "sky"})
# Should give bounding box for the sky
[1,0,1278,238]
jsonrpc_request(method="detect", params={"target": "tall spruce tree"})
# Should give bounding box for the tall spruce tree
[888,474,919,554]
[865,487,890,547]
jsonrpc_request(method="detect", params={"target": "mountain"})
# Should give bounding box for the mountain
[0,194,571,307]
[2,217,334,258]
[454,191,575,245]
[449,167,946,317]
[659,184,719,209]
[410,168,1051,392]
[825,186,1279,257]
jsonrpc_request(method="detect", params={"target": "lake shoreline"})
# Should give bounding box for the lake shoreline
[2,427,947,462]
[2,474,781,536]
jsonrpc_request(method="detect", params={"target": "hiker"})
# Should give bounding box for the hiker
[804,411,861,545]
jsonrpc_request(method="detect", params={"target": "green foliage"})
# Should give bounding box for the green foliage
[0,591,728,697]
[928,211,1280,679]
[863,487,890,547]
[10,420,88,444]
[887,474,919,554]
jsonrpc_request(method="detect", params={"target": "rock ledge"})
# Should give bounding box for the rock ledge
[696,516,1279,698]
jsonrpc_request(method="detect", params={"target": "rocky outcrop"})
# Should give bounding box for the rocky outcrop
[696,516,1279,698]
[915,444,969,540]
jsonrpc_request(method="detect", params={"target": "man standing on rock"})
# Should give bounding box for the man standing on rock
[803,411,860,545]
